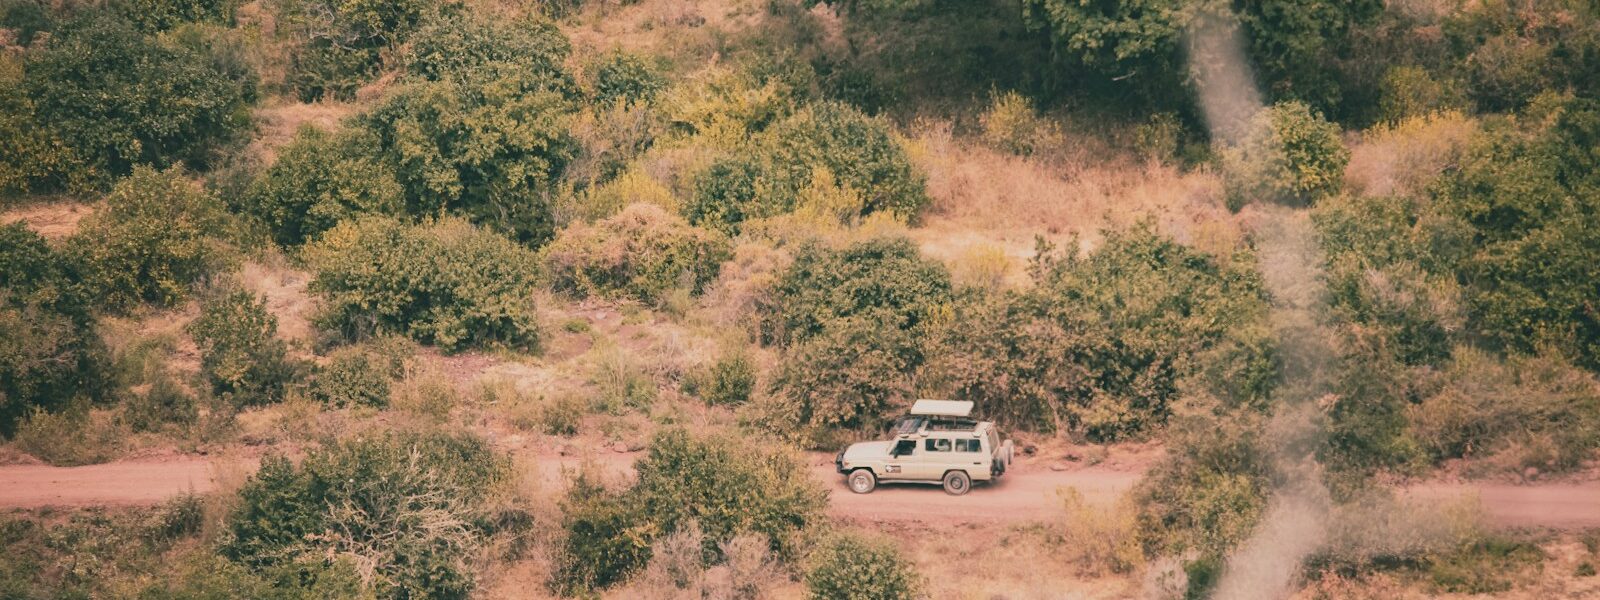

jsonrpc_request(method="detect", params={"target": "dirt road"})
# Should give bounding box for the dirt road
[3,456,1598,529]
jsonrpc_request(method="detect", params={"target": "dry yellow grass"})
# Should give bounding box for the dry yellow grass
[238,255,317,345]
[246,98,363,163]
[1345,111,1477,198]
[0,200,94,240]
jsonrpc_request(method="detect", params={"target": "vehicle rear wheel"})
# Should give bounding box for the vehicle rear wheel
[848,469,877,494]
[942,470,971,496]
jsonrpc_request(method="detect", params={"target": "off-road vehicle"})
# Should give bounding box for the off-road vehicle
[834,400,1015,495]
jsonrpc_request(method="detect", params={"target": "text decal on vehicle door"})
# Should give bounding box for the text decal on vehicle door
[885,465,901,473]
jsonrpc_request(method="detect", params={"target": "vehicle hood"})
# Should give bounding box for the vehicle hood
[842,441,894,461]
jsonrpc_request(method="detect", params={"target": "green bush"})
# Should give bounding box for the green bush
[307,346,393,408]
[113,0,236,32]
[552,428,827,593]
[0,0,50,46]
[592,51,666,107]
[240,127,403,247]
[278,0,435,100]
[681,155,790,235]
[926,229,1273,439]
[804,532,921,600]
[1221,101,1349,210]
[357,79,576,246]
[189,289,300,407]
[700,349,756,406]
[542,203,732,304]
[979,90,1060,156]
[66,167,227,311]
[1133,404,1270,558]
[763,102,928,219]
[767,316,916,439]
[762,236,952,347]
[22,14,253,186]
[0,223,108,436]
[404,11,576,97]
[222,430,509,599]
[1020,0,1380,112]
[305,216,542,352]
[0,73,79,195]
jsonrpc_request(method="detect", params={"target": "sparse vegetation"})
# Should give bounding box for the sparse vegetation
[189,288,300,407]
[804,532,922,600]
[542,203,731,304]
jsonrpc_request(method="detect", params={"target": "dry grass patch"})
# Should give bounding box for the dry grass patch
[1345,111,1477,198]
[0,200,95,240]
[246,99,363,163]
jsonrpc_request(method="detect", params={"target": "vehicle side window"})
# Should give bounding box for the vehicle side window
[956,439,981,452]
[893,440,916,456]
[925,438,951,452]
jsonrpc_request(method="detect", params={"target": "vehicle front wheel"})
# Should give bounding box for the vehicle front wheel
[942,470,971,496]
[848,469,877,494]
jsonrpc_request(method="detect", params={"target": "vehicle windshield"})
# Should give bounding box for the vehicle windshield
[893,417,924,436]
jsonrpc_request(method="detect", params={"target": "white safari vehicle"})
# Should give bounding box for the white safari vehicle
[834,400,1015,495]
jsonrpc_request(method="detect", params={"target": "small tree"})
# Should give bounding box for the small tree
[240,126,403,247]
[804,532,922,600]
[1221,101,1349,210]
[23,14,253,185]
[305,216,542,352]
[189,289,299,407]
[763,236,952,347]
[764,102,929,219]
[66,167,227,311]
[592,51,666,107]
[0,224,108,436]
[223,431,509,598]
[552,428,827,594]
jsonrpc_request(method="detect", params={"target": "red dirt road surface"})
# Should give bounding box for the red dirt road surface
[4,456,1599,529]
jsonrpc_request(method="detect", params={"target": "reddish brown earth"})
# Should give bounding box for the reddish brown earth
[5,454,1598,529]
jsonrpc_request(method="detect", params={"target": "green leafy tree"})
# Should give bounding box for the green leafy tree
[768,315,917,437]
[240,126,403,246]
[552,428,827,594]
[23,14,253,186]
[279,0,435,100]
[65,167,227,311]
[0,225,109,436]
[681,155,791,235]
[113,0,237,32]
[357,79,577,246]
[764,102,929,219]
[404,11,577,97]
[1221,101,1349,210]
[762,236,952,347]
[189,289,299,407]
[304,216,542,352]
[541,203,732,304]
[592,51,666,106]
[223,431,509,599]
[804,532,922,600]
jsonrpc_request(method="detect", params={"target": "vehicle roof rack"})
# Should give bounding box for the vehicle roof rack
[909,399,973,418]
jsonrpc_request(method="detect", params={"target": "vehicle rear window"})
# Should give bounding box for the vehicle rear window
[956,439,981,452]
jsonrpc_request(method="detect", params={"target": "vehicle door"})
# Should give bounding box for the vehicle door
[914,436,954,480]
[882,438,918,480]
[954,436,989,478]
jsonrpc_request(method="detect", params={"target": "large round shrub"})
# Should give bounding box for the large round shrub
[305,216,542,352]
[240,126,403,247]
[764,102,928,219]
[591,51,666,107]
[552,428,827,593]
[223,430,509,599]
[768,315,917,437]
[542,203,732,304]
[1221,101,1349,210]
[357,79,576,247]
[65,167,227,311]
[804,532,922,600]
[404,11,576,96]
[681,155,791,235]
[188,288,299,407]
[278,0,434,100]
[23,14,253,186]
[762,235,952,347]
[0,224,109,436]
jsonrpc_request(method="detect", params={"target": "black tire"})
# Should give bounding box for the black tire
[848,469,877,494]
[942,470,971,496]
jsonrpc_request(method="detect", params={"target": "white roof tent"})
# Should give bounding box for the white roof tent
[909,399,974,419]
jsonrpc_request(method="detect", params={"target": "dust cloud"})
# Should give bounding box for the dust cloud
[1183,6,1337,599]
